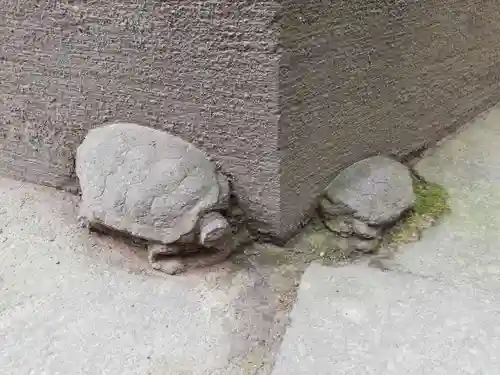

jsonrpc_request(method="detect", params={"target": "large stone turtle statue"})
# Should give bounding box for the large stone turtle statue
[76,123,233,275]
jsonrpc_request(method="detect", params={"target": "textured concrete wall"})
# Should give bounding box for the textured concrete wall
[279,0,500,236]
[1,0,500,240]
[0,0,282,235]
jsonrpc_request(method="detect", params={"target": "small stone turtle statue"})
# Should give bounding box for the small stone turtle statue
[76,122,233,275]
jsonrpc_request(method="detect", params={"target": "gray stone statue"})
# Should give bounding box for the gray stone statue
[76,123,233,274]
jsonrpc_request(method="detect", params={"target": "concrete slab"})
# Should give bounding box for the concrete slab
[5,104,500,374]
[0,179,294,375]
[271,105,500,374]
[390,106,500,292]
[272,263,500,375]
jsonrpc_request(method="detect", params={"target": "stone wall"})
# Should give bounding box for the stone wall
[1,0,500,240]
[279,0,500,237]
[0,0,282,235]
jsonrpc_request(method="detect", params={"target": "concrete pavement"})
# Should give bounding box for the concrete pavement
[272,106,500,374]
[272,264,500,375]
[393,106,500,293]
[3,105,500,374]
[0,180,297,375]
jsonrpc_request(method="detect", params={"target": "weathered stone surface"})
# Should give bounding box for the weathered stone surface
[325,156,415,225]
[351,219,382,239]
[350,237,381,253]
[3,1,500,241]
[323,216,352,236]
[318,198,353,217]
[292,226,355,258]
[76,123,229,244]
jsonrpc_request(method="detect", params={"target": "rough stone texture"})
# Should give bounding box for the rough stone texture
[351,219,381,239]
[76,123,228,244]
[322,216,381,240]
[325,156,415,225]
[316,155,413,255]
[279,0,500,237]
[350,237,380,254]
[319,217,382,254]
[2,1,500,239]
[319,198,353,217]
[323,215,352,236]
[0,0,282,237]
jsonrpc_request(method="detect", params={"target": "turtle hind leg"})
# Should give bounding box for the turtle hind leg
[147,237,233,275]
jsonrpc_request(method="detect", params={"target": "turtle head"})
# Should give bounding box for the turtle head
[199,212,230,246]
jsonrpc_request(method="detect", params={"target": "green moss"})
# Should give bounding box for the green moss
[386,177,450,245]
[412,178,449,216]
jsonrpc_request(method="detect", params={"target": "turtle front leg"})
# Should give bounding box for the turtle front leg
[176,212,233,270]
[147,243,186,275]
[180,238,233,271]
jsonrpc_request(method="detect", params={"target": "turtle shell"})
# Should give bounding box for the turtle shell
[76,123,228,244]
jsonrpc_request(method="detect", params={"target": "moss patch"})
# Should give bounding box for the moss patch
[385,176,450,246]
[229,221,353,276]
[230,175,449,271]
